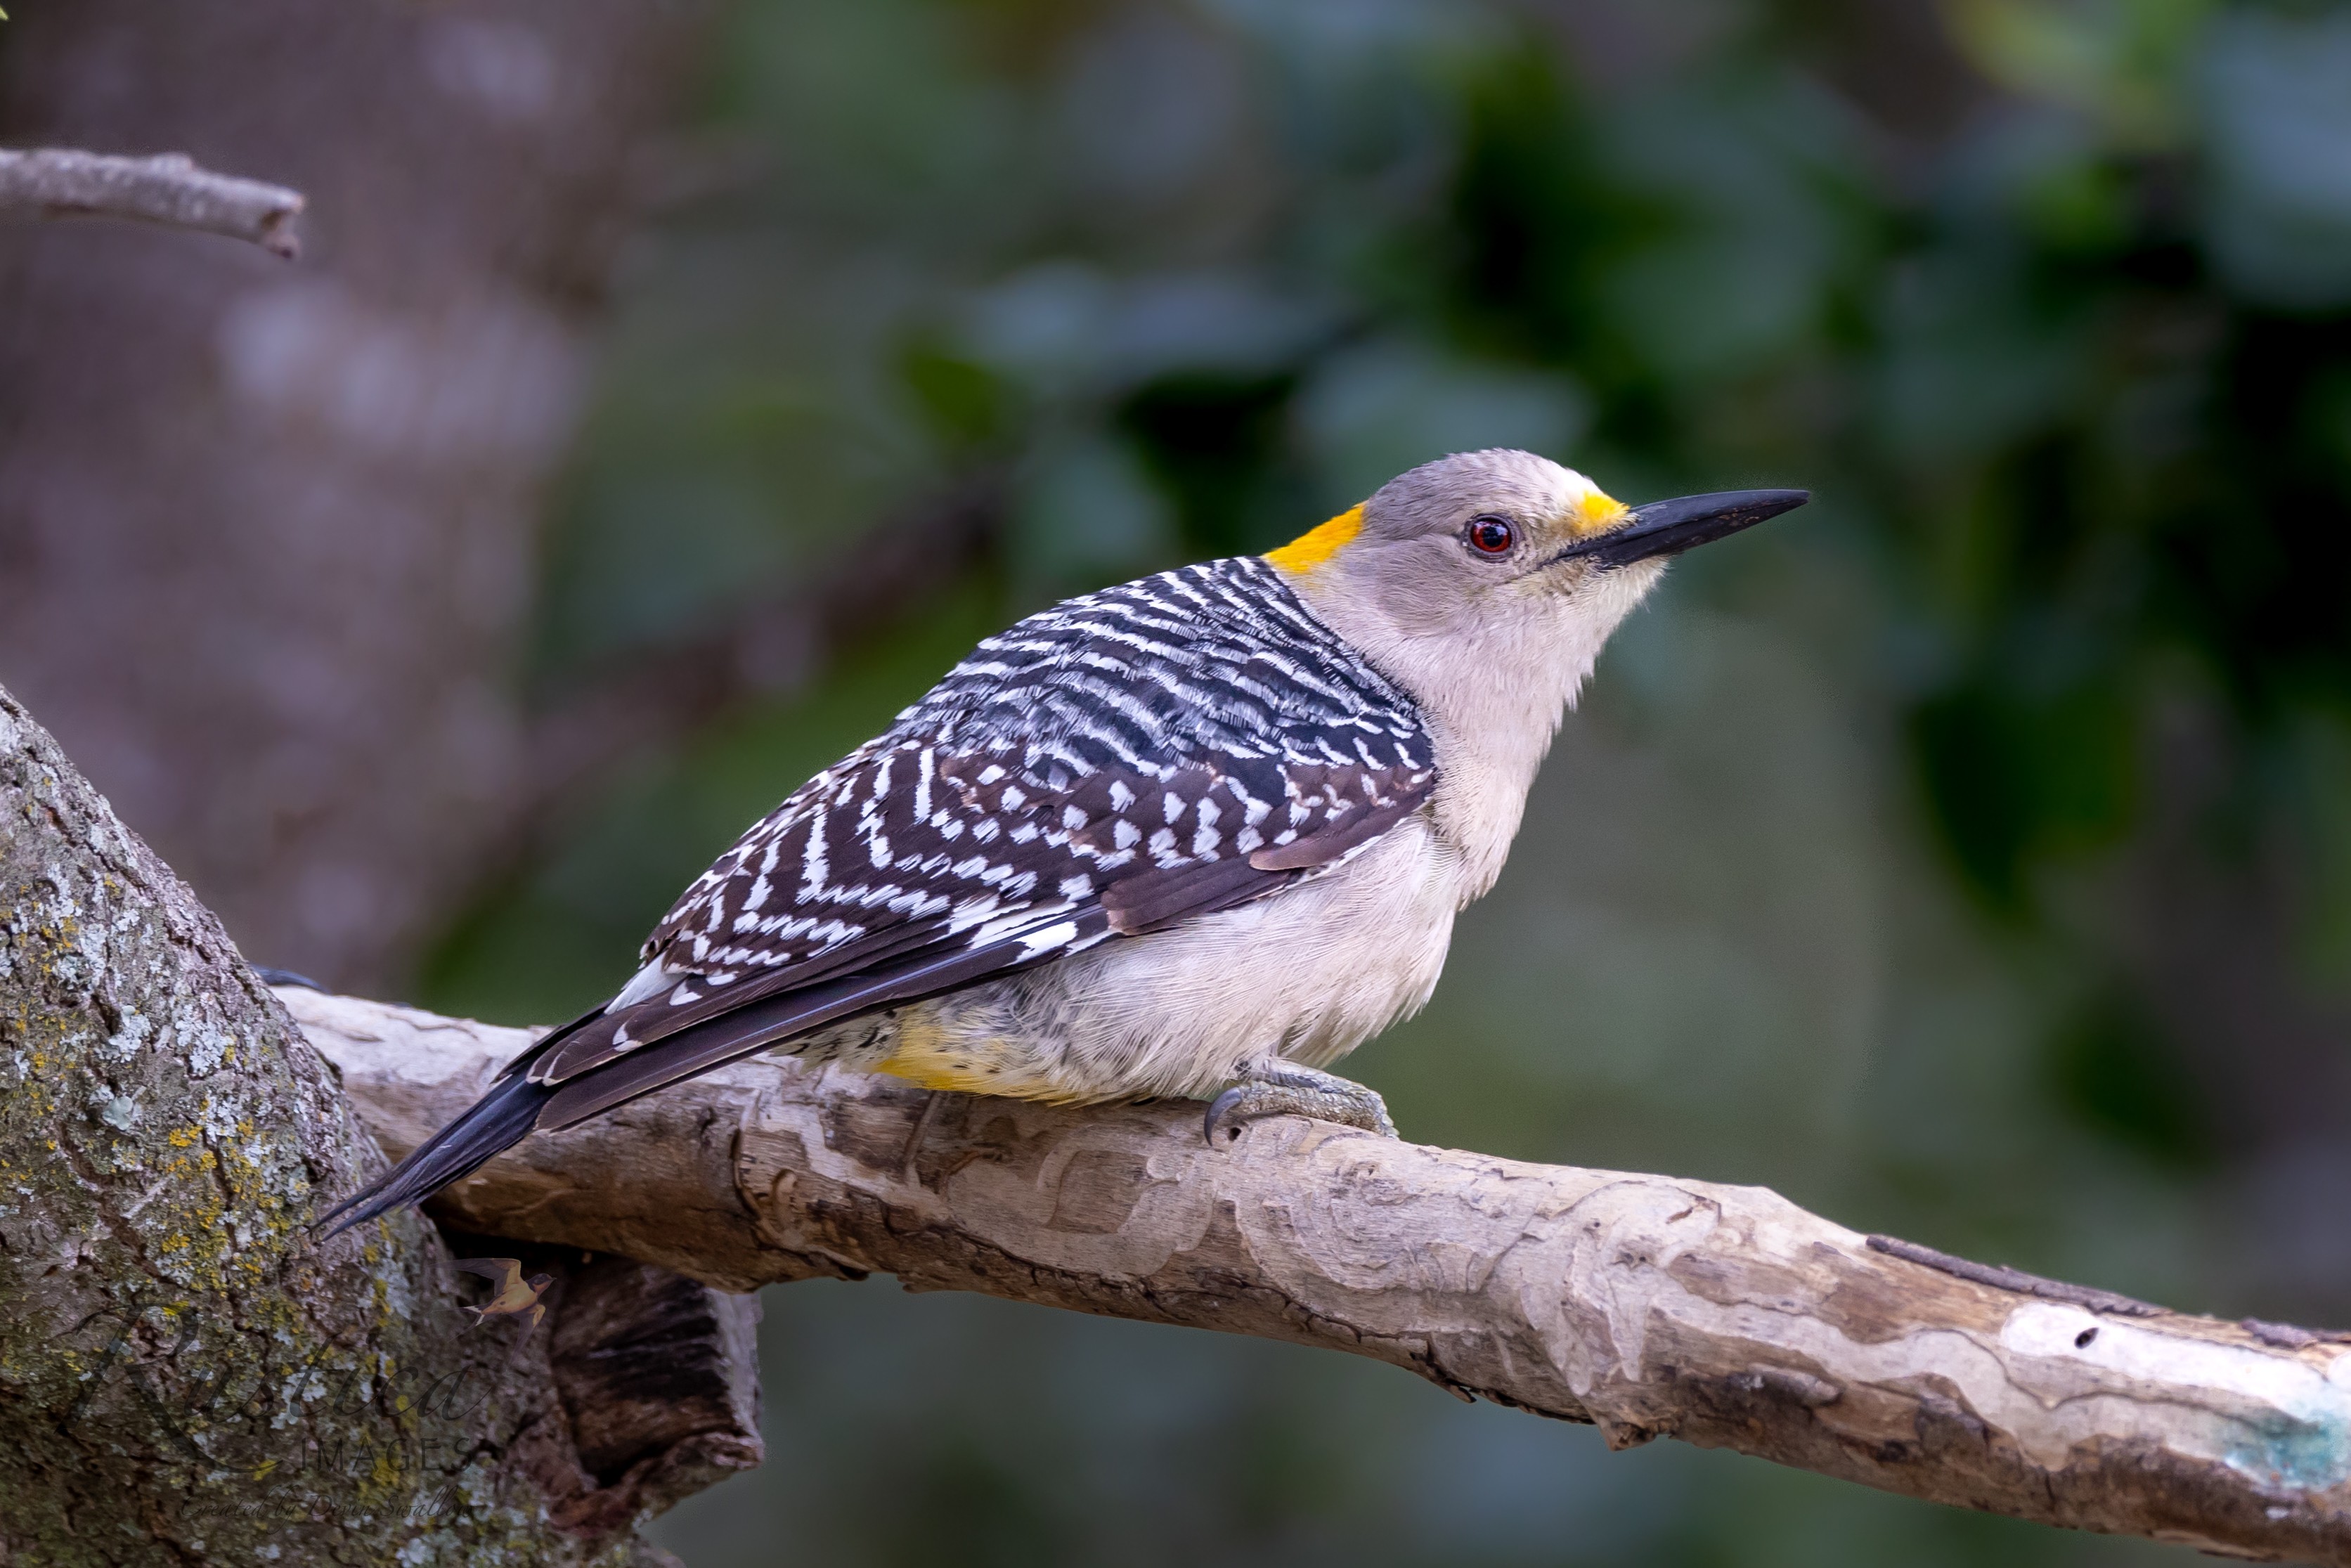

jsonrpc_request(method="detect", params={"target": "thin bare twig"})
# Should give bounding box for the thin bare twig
[0,148,304,256]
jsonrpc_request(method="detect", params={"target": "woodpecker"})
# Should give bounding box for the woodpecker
[320,450,1804,1234]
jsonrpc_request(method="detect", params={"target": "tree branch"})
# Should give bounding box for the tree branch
[294,987,2351,1565]
[13,662,2349,1561]
[0,148,304,255]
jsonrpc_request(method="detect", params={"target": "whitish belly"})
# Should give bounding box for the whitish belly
[860,819,1461,1103]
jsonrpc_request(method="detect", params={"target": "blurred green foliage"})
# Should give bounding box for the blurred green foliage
[419,0,2351,1562]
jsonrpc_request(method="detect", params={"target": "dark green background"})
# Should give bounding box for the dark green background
[414,1,2351,1561]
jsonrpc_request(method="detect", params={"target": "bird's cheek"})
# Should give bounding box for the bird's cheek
[1384,588,1480,640]
[1534,558,1596,597]
[1614,557,1671,596]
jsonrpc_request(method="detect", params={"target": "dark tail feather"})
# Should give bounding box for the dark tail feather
[314,1071,555,1238]
[316,915,1113,1238]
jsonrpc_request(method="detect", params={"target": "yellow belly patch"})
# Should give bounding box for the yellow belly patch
[873,1018,1069,1099]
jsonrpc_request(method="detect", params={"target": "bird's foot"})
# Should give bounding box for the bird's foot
[1204,1059,1398,1146]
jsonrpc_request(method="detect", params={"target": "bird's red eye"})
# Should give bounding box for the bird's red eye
[1467,515,1517,555]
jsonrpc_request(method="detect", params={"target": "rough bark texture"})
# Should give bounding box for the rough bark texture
[297,986,2351,1565]
[0,148,305,255]
[0,0,711,997]
[0,689,757,1564]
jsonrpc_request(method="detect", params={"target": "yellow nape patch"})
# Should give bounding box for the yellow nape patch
[1566,488,1631,539]
[1265,503,1364,576]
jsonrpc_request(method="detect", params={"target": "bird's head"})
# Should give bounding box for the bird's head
[1267,448,1807,784]
[1267,448,1806,640]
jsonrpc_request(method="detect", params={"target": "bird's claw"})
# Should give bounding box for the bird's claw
[1204,1085,1250,1145]
[1203,1065,1399,1146]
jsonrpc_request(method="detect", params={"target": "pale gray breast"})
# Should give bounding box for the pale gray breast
[931,815,1462,1103]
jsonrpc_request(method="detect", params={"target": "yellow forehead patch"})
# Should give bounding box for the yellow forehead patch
[1566,488,1630,539]
[1265,503,1364,576]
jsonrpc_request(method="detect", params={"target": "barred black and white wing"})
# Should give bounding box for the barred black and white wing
[319,557,1432,1234]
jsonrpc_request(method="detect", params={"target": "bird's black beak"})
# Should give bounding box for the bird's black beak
[1552,488,1809,569]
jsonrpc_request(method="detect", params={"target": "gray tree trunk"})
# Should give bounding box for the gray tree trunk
[0,687,758,1564]
[0,0,709,996]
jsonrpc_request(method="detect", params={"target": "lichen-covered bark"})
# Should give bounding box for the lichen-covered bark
[300,991,2351,1564]
[0,687,739,1565]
